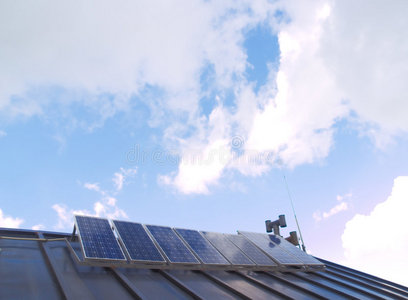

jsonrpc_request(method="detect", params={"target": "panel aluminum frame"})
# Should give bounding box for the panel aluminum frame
[145,224,201,265]
[74,215,127,263]
[174,228,230,266]
[226,233,278,268]
[201,231,255,267]
[238,231,303,266]
[265,234,324,266]
[112,220,166,265]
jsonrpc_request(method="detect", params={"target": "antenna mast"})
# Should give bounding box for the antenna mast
[282,171,307,252]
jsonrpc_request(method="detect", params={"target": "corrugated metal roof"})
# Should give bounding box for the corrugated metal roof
[1,227,408,300]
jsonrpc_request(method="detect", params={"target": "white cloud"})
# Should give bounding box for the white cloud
[52,204,73,230]
[319,0,408,143]
[53,168,134,230]
[53,201,127,231]
[342,176,408,286]
[83,167,137,195]
[186,0,408,193]
[0,209,24,228]
[0,130,6,137]
[322,202,348,219]
[336,193,352,202]
[94,202,106,217]
[313,193,351,222]
[83,182,101,193]
[52,204,106,230]
[106,197,117,206]
[161,104,232,194]
[113,173,125,192]
[161,139,232,194]
[165,0,408,193]
[245,1,345,170]
[31,224,45,230]
[113,167,137,191]
[0,0,278,195]
[2,1,408,194]
[0,1,273,123]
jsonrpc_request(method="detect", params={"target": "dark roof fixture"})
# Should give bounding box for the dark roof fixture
[285,231,299,246]
[266,215,303,249]
[265,214,287,236]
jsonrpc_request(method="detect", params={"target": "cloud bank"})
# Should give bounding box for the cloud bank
[166,0,408,194]
[1,1,408,194]
[342,176,408,286]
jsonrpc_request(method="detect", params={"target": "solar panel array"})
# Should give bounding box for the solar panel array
[175,229,229,265]
[75,216,126,261]
[266,234,324,266]
[113,220,165,263]
[226,233,277,267]
[146,225,199,264]
[238,231,303,265]
[201,231,255,266]
[74,215,323,270]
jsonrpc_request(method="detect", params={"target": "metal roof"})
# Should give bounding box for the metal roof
[1,227,408,300]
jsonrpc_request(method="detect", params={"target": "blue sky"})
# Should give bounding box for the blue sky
[1,0,408,286]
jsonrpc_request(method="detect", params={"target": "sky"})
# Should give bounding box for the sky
[1,0,408,286]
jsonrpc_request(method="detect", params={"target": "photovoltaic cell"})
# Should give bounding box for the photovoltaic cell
[201,231,255,266]
[238,231,303,265]
[266,234,324,266]
[226,234,277,267]
[75,215,126,261]
[175,229,229,265]
[146,225,200,264]
[112,220,165,263]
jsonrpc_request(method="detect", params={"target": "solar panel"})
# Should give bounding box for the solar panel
[201,231,255,266]
[146,225,200,264]
[175,229,230,265]
[266,234,324,266]
[75,215,126,261]
[226,234,277,267]
[238,231,303,266]
[112,220,166,264]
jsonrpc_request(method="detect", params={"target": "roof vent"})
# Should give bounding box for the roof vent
[265,214,287,236]
[285,231,299,246]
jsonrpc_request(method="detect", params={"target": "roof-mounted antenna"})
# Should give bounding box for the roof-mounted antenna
[282,171,307,252]
[265,215,301,248]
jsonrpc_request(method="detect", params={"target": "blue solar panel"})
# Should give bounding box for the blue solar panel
[146,225,200,264]
[112,220,165,263]
[266,234,324,266]
[175,229,229,265]
[201,231,255,266]
[238,231,303,265]
[226,234,277,267]
[75,216,126,261]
